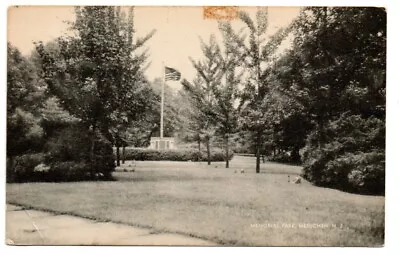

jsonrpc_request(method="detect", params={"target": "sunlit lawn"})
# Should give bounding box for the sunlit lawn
[6,156,384,246]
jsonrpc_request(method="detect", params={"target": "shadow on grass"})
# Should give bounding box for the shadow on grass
[113,172,224,183]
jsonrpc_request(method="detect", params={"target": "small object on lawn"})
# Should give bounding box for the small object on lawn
[215,166,218,168]
[95,172,104,178]
[123,169,127,172]
[294,176,302,184]
[240,169,245,174]
[288,175,290,183]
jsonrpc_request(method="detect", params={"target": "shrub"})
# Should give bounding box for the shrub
[7,108,44,158]
[45,161,111,182]
[347,151,385,194]
[44,124,115,181]
[7,153,45,182]
[44,124,90,163]
[92,136,115,179]
[120,147,234,162]
[267,152,300,164]
[302,114,385,194]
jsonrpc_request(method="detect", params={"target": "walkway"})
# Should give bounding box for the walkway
[6,204,216,246]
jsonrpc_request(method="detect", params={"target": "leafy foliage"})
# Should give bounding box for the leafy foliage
[7,108,44,157]
[7,43,45,115]
[7,44,46,158]
[34,6,154,174]
[301,114,385,194]
[272,7,386,194]
[6,153,45,183]
[184,34,241,167]
[219,8,292,172]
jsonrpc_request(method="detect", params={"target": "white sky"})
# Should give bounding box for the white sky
[7,6,301,88]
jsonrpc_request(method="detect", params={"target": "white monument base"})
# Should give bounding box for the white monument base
[149,137,175,150]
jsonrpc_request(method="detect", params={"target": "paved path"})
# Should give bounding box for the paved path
[5,204,216,246]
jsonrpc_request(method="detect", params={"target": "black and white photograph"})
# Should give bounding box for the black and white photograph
[5,4,387,247]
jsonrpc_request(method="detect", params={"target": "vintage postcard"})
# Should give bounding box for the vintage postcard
[6,5,385,246]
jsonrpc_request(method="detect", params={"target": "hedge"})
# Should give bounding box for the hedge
[45,161,112,182]
[118,148,234,162]
[301,115,385,195]
[7,153,46,182]
[7,155,113,182]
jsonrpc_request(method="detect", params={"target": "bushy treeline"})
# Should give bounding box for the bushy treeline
[7,95,115,182]
[302,115,385,194]
[119,147,234,162]
[273,7,386,194]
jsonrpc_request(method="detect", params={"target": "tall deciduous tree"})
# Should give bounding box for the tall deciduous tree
[182,35,226,165]
[181,74,217,165]
[177,81,208,152]
[35,6,155,171]
[209,39,242,168]
[219,8,292,173]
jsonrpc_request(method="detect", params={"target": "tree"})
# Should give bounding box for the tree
[181,74,217,165]
[187,34,241,167]
[219,8,292,173]
[103,7,155,166]
[277,7,385,144]
[275,7,386,193]
[7,43,45,158]
[176,86,206,152]
[149,78,183,138]
[35,7,154,174]
[209,39,242,168]
[117,80,159,164]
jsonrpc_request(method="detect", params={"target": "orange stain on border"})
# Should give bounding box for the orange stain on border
[203,6,239,20]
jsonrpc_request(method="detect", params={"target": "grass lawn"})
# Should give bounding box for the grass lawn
[6,156,384,246]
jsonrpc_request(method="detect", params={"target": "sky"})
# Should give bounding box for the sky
[7,6,301,89]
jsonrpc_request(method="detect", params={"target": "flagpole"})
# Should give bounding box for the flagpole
[160,63,165,139]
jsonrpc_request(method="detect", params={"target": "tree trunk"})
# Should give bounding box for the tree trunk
[206,137,211,165]
[90,124,96,179]
[122,146,126,164]
[256,135,261,173]
[291,146,300,163]
[116,145,120,166]
[317,118,325,149]
[197,138,201,153]
[224,134,229,168]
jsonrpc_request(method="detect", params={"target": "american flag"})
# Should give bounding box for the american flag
[165,67,181,81]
